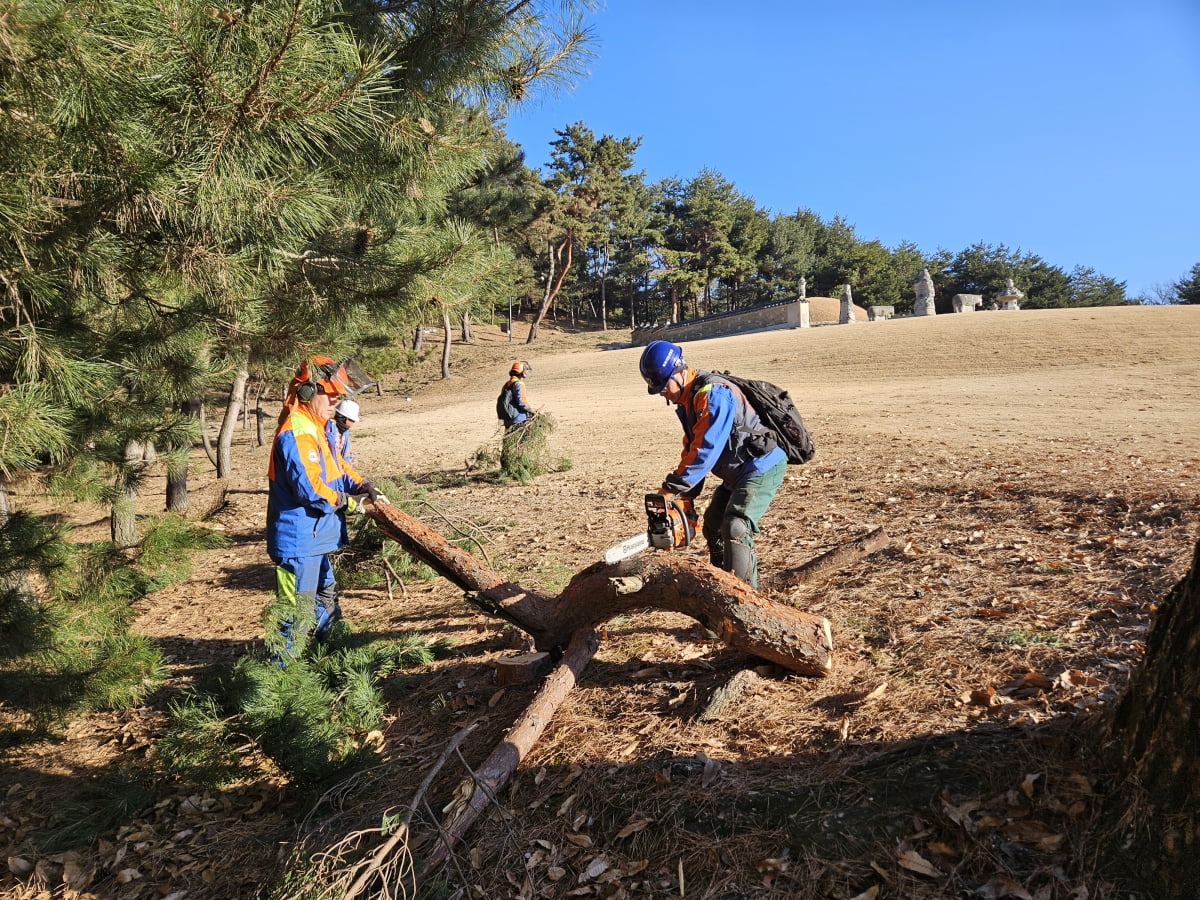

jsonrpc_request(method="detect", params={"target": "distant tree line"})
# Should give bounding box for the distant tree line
[482,122,1200,334]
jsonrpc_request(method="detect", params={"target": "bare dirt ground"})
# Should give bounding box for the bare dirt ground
[3,305,1200,899]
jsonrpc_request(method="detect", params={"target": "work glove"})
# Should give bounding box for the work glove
[661,472,691,495]
[351,480,390,506]
[351,480,378,502]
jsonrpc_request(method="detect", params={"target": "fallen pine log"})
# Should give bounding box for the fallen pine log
[698,668,762,722]
[360,502,891,885]
[367,502,833,676]
[771,526,890,589]
[419,627,600,878]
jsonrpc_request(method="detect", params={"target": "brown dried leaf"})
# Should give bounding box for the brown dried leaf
[897,848,939,877]
[976,874,1034,900]
[632,667,665,679]
[1057,669,1101,689]
[7,856,33,876]
[565,833,593,848]
[563,764,584,786]
[115,868,142,884]
[848,886,880,900]
[1020,773,1041,798]
[580,857,609,881]
[860,681,888,703]
[941,797,978,832]
[615,817,652,839]
[1003,820,1058,843]
[970,686,1003,707]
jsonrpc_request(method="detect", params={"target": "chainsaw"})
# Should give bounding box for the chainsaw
[602,491,697,564]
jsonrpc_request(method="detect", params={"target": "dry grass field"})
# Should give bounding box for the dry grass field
[3,305,1199,899]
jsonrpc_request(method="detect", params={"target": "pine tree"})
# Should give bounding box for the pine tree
[1172,263,1200,305]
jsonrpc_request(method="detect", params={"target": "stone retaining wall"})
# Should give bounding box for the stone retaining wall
[632,300,807,346]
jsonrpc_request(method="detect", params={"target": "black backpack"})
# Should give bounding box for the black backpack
[496,382,520,424]
[702,371,816,465]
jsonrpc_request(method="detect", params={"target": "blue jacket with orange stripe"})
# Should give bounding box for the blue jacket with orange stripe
[267,405,365,560]
[670,370,787,491]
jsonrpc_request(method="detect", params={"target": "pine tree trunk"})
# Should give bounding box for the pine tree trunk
[199,401,218,470]
[111,439,143,547]
[528,236,571,344]
[461,311,472,343]
[216,362,249,478]
[1103,539,1200,895]
[440,307,452,379]
[599,235,609,331]
[240,379,251,430]
[254,383,266,447]
[166,397,201,513]
[165,448,189,515]
[412,325,423,352]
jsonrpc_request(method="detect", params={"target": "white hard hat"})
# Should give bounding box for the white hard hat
[336,398,360,422]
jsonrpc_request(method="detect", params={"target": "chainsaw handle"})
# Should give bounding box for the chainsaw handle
[645,491,696,550]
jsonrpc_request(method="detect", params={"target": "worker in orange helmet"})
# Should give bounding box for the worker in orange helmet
[496,360,533,429]
[266,355,381,661]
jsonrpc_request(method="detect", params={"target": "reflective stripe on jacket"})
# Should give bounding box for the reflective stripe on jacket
[267,406,363,559]
[671,371,787,490]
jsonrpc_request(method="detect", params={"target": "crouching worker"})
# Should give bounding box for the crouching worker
[639,340,787,589]
[266,355,383,661]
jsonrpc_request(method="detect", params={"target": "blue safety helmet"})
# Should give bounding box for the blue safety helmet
[639,340,686,394]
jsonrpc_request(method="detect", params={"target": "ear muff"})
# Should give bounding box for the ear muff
[296,379,317,402]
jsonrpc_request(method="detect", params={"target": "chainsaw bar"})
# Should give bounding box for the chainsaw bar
[603,531,650,564]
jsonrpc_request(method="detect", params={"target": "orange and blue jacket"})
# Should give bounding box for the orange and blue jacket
[500,376,531,425]
[671,370,787,491]
[267,405,364,559]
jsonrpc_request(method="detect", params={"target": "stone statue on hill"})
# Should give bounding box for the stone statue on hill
[997,277,1024,310]
[839,284,857,324]
[914,268,936,316]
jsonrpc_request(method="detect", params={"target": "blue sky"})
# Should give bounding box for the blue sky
[501,1,1200,300]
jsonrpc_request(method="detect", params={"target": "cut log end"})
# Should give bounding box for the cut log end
[492,651,552,686]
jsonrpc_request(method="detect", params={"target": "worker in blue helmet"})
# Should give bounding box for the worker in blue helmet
[638,340,787,588]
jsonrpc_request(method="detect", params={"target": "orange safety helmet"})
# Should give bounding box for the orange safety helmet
[293,356,350,402]
[509,360,531,377]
